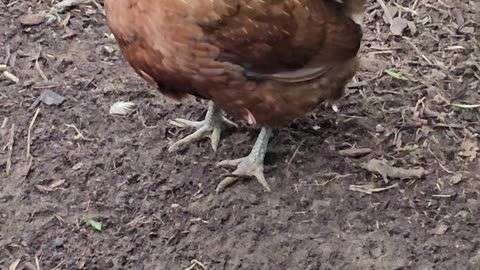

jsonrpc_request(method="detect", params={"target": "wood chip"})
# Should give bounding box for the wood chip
[339,147,372,158]
[72,162,84,171]
[18,14,44,26]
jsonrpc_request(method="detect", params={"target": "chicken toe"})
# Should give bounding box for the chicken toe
[168,101,237,152]
[216,127,272,193]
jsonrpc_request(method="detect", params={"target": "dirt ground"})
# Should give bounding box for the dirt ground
[1,0,479,269]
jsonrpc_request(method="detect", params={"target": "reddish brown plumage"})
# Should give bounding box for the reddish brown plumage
[105,0,366,127]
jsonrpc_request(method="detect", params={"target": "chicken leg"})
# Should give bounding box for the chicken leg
[216,127,272,193]
[168,101,237,152]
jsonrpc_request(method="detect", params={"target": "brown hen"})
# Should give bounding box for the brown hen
[105,0,366,192]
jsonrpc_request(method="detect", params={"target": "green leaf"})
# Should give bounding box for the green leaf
[451,103,480,109]
[103,33,115,40]
[385,70,409,81]
[103,45,115,54]
[85,219,102,231]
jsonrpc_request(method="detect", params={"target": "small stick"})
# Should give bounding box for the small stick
[81,68,102,91]
[287,139,305,171]
[5,124,15,175]
[35,59,48,81]
[403,37,433,65]
[376,0,393,24]
[27,108,41,162]
[35,255,41,270]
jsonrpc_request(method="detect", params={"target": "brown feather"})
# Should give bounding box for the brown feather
[105,0,366,126]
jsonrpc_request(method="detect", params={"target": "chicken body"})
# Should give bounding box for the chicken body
[105,0,366,192]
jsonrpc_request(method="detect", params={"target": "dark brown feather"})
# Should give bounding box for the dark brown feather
[105,0,366,126]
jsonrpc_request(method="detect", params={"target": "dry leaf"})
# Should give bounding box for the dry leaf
[449,174,463,185]
[431,223,449,235]
[390,17,408,35]
[459,139,478,162]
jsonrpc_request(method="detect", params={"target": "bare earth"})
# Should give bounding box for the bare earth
[1,0,479,269]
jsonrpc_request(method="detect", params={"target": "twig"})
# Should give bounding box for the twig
[35,59,48,82]
[349,183,399,194]
[1,117,7,129]
[5,124,15,175]
[64,124,95,141]
[27,108,41,162]
[35,255,41,270]
[287,139,305,171]
[81,68,102,91]
[403,37,433,65]
[34,48,48,81]
[376,0,393,24]
[427,146,454,174]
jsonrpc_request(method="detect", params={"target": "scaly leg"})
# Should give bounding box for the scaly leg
[168,101,237,152]
[216,127,272,193]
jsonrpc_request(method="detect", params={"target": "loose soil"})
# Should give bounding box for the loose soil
[1,0,479,269]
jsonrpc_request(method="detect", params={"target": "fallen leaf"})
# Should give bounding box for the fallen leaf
[85,219,102,231]
[431,223,449,235]
[449,174,463,185]
[390,17,408,35]
[459,139,478,162]
[385,70,409,81]
[40,89,66,106]
[103,45,115,54]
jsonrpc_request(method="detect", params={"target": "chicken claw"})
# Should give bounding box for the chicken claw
[168,101,237,152]
[216,127,272,193]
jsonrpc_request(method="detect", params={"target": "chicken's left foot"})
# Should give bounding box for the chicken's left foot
[168,101,237,152]
[216,127,272,193]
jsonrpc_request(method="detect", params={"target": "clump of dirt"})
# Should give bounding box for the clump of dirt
[1,0,479,269]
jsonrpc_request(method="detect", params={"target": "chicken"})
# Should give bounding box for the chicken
[104,0,366,192]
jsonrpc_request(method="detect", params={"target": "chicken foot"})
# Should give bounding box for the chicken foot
[168,101,237,152]
[216,127,272,193]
